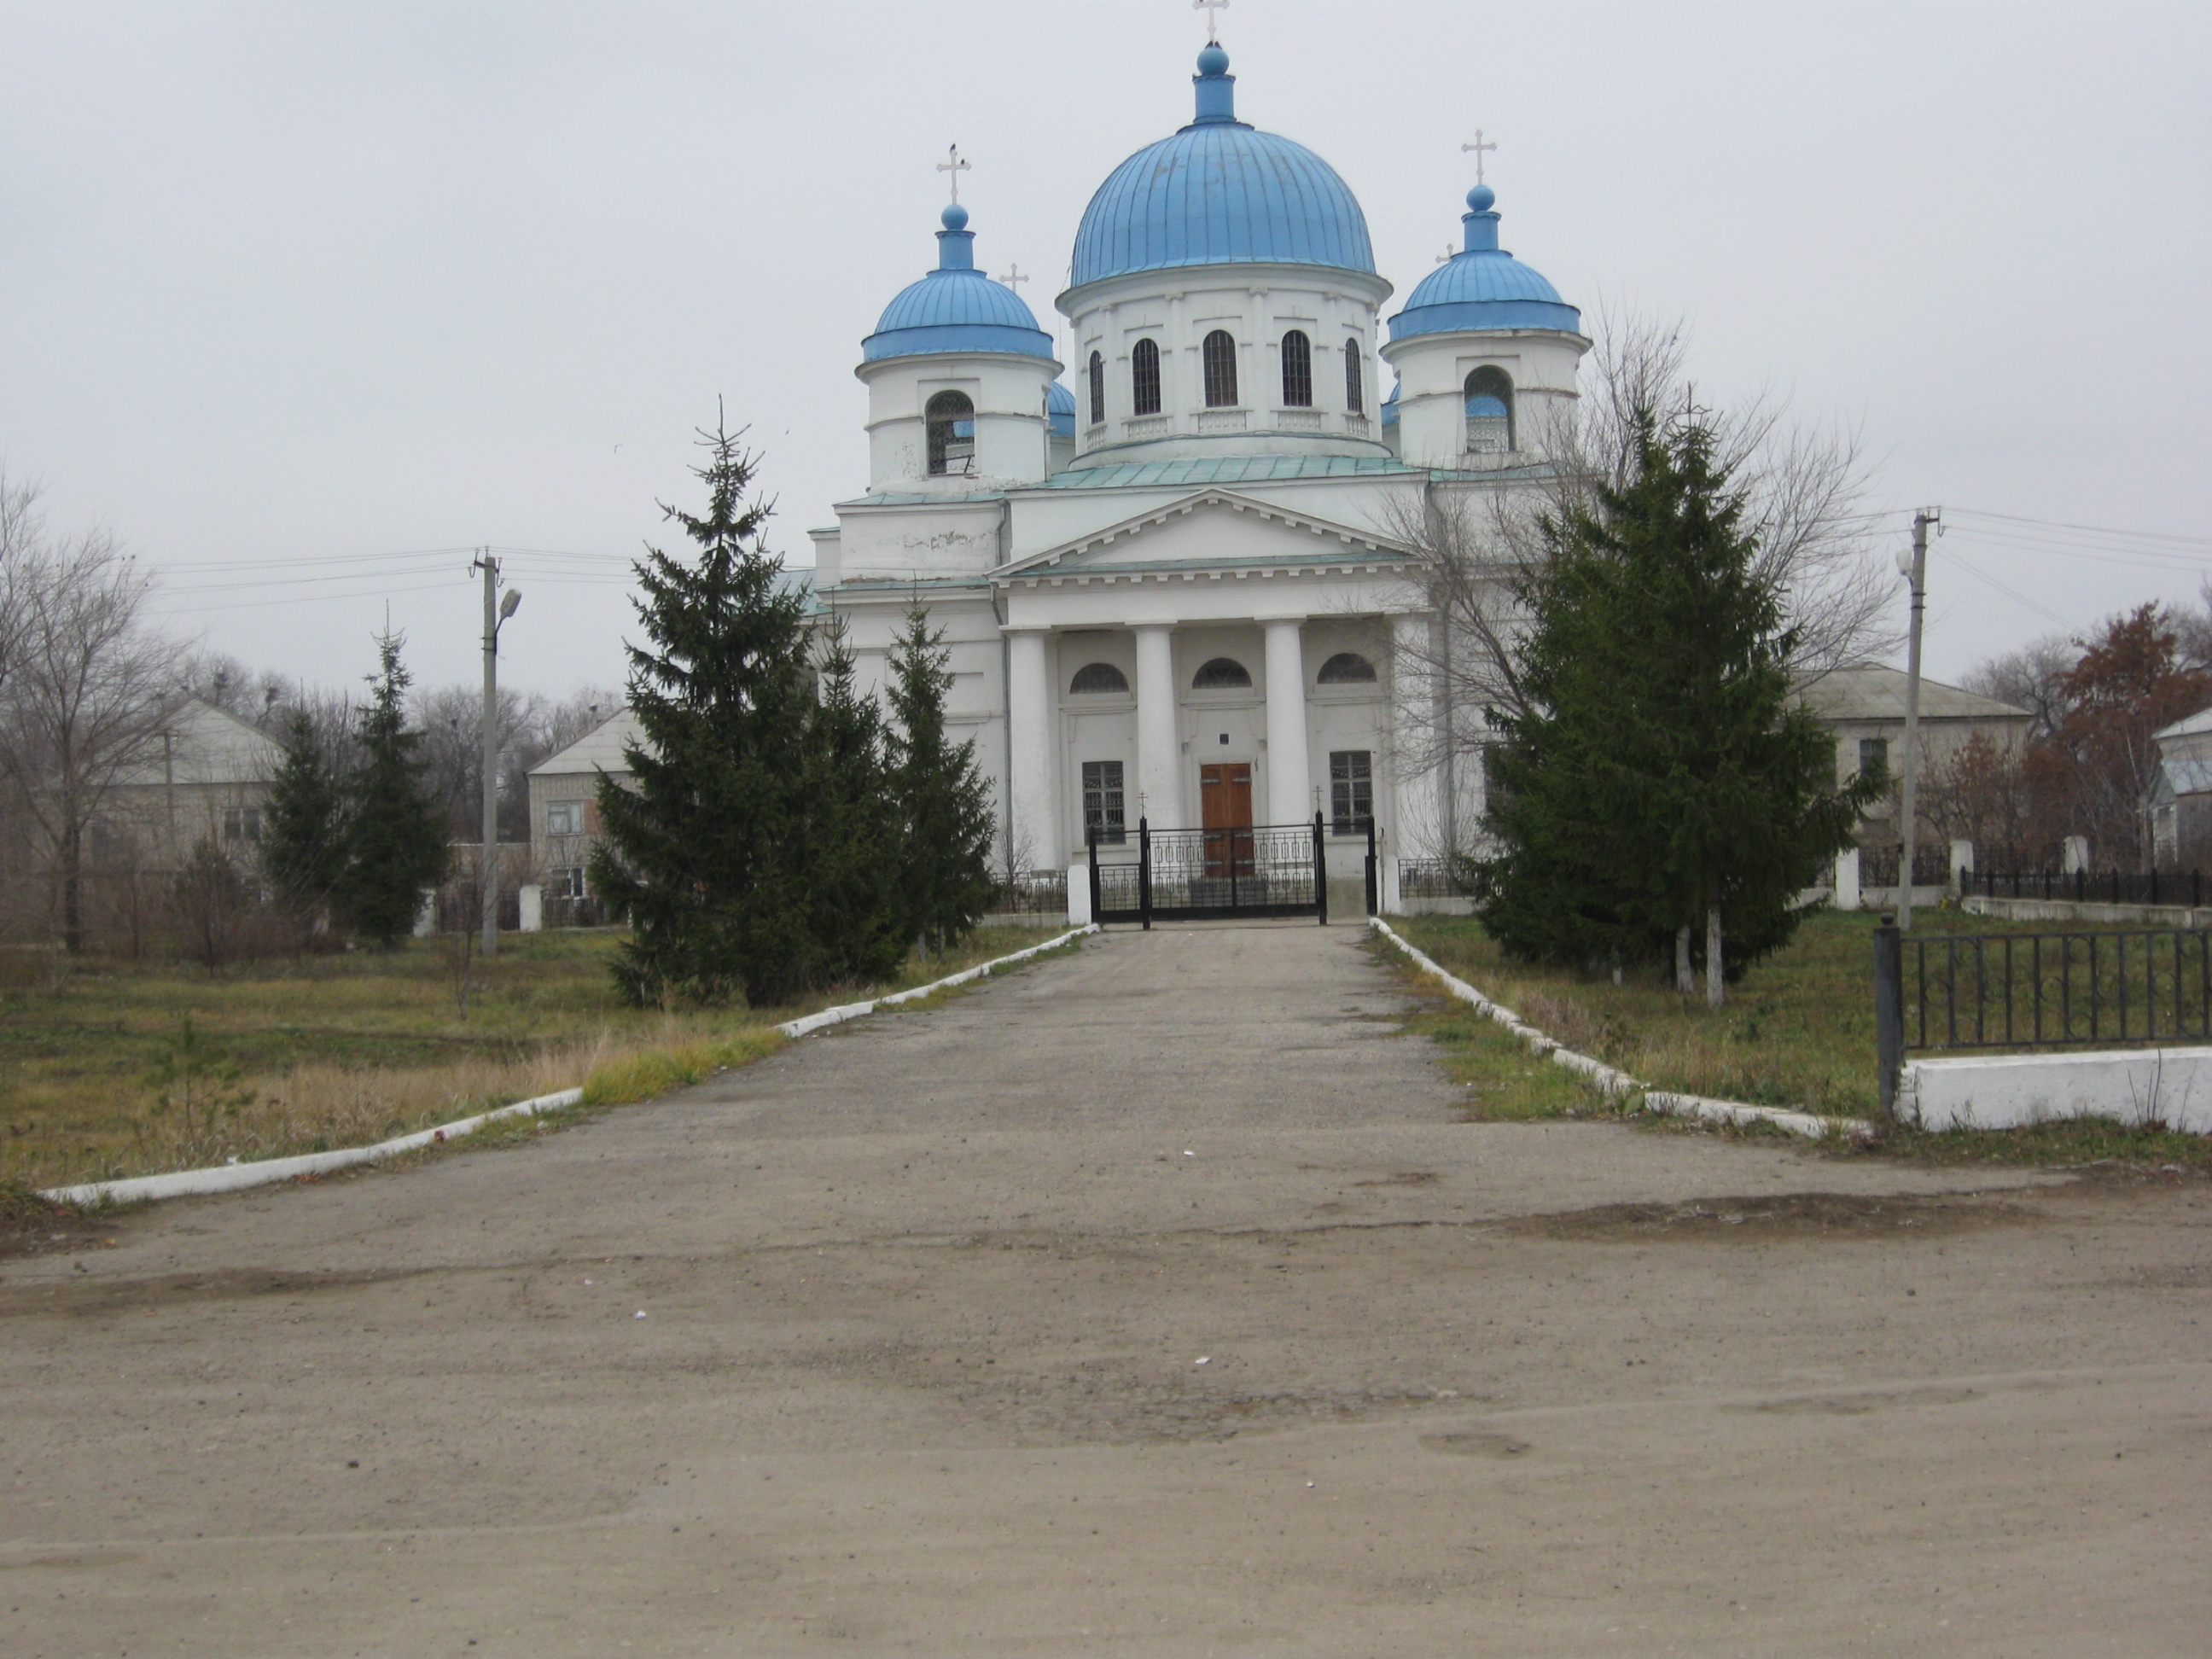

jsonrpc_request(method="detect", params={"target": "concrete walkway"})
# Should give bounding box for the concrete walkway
[3,923,2206,1656]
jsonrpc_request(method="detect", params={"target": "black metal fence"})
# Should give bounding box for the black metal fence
[995,871,1069,916]
[1088,816,1328,927]
[1873,921,2212,1113]
[1968,867,2210,908]
[1398,859,1466,899]
[1860,846,1953,888]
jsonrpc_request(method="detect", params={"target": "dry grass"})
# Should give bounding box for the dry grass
[0,924,1068,1190]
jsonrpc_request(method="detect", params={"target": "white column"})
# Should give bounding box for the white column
[1006,630,1060,869]
[1263,619,1311,826]
[1134,625,1180,827]
[1835,846,1861,911]
[1391,611,1443,860]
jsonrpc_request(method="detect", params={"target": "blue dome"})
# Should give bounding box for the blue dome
[1046,379,1076,439]
[863,212,1055,364]
[1069,48,1375,288]
[1388,189,1580,341]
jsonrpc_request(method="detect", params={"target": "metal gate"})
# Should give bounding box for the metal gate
[1087,815,1330,927]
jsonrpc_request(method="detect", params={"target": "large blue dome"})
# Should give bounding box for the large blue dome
[864,205,1056,364]
[1388,186,1580,341]
[1069,49,1374,288]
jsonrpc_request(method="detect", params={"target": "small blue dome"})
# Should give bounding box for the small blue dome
[1388,188,1580,341]
[1046,379,1076,439]
[863,211,1056,364]
[1069,47,1375,288]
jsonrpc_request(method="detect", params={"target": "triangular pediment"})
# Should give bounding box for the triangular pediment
[991,489,1412,581]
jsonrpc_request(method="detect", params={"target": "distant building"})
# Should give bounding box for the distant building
[2150,705,2212,865]
[1796,665,2033,833]
[525,707,647,917]
[97,697,288,872]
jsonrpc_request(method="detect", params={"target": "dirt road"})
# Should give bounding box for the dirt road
[4,923,2207,1656]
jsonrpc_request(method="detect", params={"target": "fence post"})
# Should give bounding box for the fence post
[1086,826,1103,927]
[1364,820,1377,917]
[1313,812,1329,926]
[1874,917,1905,1121]
[1140,818,1154,931]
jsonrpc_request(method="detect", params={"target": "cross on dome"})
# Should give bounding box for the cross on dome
[1193,0,1229,44]
[1436,242,1458,265]
[1462,130,1498,186]
[937,143,971,205]
[999,263,1029,292]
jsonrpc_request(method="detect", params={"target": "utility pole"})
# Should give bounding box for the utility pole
[472,551,521,957]
[1895,509,1939,932]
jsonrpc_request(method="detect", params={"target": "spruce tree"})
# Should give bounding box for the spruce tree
[885,604,997,953]
[1473,409,1878,999]
[262,711,347,914]
[337,632,450,946]
[800,620,907,984]
[590,418,818,1007]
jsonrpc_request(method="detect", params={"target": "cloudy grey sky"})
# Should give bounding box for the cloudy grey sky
[3,0,2208,700]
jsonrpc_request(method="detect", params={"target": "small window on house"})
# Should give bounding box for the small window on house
[558,866,587,899]
[1464,365,1515,452]
[1859,736,1890,778]
[1344,340,1364,415]
[1330,751,1374,836]
[1202,330,1239,407]
[1069,662,1129,695]
[925,390,976,475]
[1280,330,1313,407]
[1191,657,1252,690]
[1316,652,1377,684]
[1082,760,1126,845]
[547,800,583,836]
[1131,338,1162,416]
[223,806,263,842]
[1087,351,1105,426]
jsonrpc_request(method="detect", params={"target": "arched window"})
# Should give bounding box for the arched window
[926,390,976,475]
[1316,652,1377,684]
[1131,338,1162,416]
[1202,330,1239,408]
[1191,657,1252,690]
[1087,351,1104,426]
[1068,661,1129,695]
[1464,366,1515,453]
[1279,330,1313,407]
[1343,340,1364,415]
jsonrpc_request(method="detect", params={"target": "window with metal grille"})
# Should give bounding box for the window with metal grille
[1087,351,1104,425]
[1316,652,1377,684]
[1202,330,1239,407]
[1082,760,1126,844]
[1279,330,1312,407]
[1068,661,1129,695]
[1330,750,1374,836]
[1344,340,1363,414]
[1464,365,1515,452]
[1131,338,1161,416]
[925,390,976,475]
[1191,657,1252,690]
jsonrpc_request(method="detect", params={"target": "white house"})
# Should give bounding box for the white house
[813,40,1587,895]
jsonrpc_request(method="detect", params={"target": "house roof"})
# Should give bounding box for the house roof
[2155,702,2212,742]
[114,698,288,789]
[528,707,649,778]
[1796,664,2032,725]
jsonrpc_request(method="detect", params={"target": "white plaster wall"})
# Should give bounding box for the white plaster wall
[1903,1048,2212,1134]
[858,352,1059,490]
[835,500,1006,583]
[1058,262,1394,466]
[1379,328,1587,470]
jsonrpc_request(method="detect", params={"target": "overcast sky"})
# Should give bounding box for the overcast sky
[3,0,2208,700]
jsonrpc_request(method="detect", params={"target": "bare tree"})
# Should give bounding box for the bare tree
[0,486,183,951]
[1963,634,2075,742]
[1377,312,1897,811]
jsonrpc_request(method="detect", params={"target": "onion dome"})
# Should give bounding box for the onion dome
[1069,46,1375,288]
[1046,379,1076,439]
[863,203,1056,363]
[1387,186,1580,341]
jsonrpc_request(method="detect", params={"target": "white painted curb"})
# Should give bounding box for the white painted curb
[43,924,1100,1211]
[1369,917,1871,1142]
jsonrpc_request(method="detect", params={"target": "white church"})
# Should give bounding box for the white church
[811,36,1586,905]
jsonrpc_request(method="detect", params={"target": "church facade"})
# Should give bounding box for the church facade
[811,42,1586,900]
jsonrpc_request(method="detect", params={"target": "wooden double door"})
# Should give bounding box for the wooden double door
[1200,763,1255,877]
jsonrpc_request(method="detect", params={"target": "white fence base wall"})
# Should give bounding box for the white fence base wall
[1902,1047,2212,1134]
[1962,894,2212,928]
